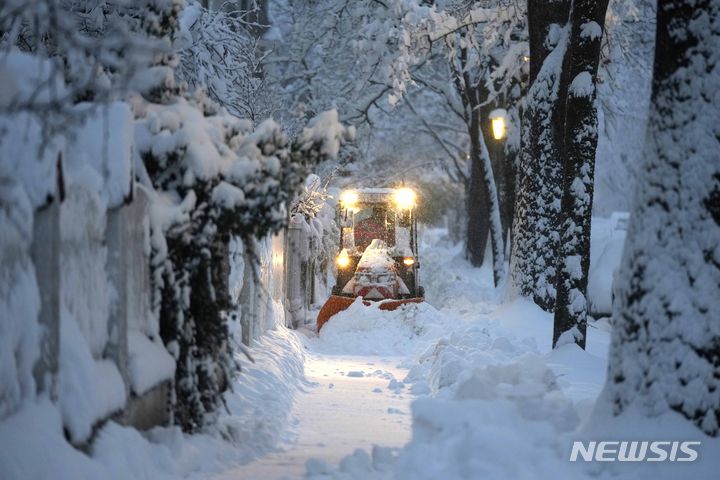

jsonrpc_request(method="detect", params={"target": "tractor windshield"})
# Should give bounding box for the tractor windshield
[352,204,396,251]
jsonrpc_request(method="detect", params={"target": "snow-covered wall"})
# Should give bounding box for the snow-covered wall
[0,52,176,442]
[229,233,288,347]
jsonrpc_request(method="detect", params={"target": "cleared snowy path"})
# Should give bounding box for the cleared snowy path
[212,229,491,480]
[213,341,413,479]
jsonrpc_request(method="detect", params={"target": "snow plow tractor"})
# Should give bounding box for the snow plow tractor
[316,187,425,331]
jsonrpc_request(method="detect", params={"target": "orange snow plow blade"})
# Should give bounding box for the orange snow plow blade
[316,295,424,332]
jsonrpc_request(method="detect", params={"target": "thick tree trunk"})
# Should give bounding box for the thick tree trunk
[466,108,506,286]
[552,0,609,349]
[465,110,491,267]
[602,0,720,436]
[510,0,570,311]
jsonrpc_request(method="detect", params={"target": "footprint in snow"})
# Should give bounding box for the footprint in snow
[346,371,365,377]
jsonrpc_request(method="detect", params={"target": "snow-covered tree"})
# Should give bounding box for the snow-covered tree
[0,0,164,131]
[360,1,528,285]
[176,1,275,122]
[265,0,392,133]
[552,0,610,348]
[509,0,569,311]
[510,0,610,338]
[601,0,720,436]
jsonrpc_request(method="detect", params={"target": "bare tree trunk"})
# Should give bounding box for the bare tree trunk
[601,0,720,437]
[552,0,609,349]
[465,109,491,267]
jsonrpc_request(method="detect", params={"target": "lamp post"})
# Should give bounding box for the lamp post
[488,108,512,253]
[489,108,509,141]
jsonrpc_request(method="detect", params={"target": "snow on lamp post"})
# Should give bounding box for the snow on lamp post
[489,108,508,141]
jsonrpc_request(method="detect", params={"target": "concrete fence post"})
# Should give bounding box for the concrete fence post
[105,186,152,385]
[239,251,256,347]
[30,200,61,399]
[285,216,309,328]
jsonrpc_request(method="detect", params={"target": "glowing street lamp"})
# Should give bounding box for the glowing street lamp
[489,108,509,141]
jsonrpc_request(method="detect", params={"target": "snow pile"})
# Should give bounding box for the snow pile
[356,240,395,272]
[215,325,307,456]
[127,331,176,396]
[315,299,453,357]
[305,229,718,479]
[65,102,135,208]
[0,398,247,480]
[0,323,308,480]
[587,213,628,315]
[59,309,127,443]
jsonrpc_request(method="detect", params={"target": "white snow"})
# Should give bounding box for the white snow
[1,225,717,479]
[580,21,603,41]
[65,102,135,208]
[126,331,176,396]
[356,240,395,272]
[59,308,126,444]
[298,109,356,157]
[569,72,595,98]
[0,181,40,420]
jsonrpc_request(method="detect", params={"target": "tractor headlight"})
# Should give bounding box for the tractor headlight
[336,249,351,268]
[340,190,359,210]
[403,257,415,266]
[393,187,416,210]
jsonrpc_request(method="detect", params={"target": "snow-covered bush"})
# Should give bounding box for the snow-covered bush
[129,0,354,430]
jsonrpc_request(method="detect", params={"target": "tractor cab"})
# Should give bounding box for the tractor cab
[317,187,425,331]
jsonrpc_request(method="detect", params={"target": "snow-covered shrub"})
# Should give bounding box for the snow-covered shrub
[289,174,340,303]
[129,0,354,430]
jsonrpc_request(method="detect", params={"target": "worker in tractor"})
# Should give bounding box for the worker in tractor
[353,205,396,251]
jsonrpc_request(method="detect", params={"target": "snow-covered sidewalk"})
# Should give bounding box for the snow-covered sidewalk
[215,353,412,479]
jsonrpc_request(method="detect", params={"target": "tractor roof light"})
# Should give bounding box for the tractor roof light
[336,249,351,269]
[403,257,415,266]
[393,187,416,210]
[340,190,359,210]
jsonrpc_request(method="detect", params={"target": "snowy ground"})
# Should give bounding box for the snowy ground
[2,227,717,480]
[219,227,617,479]
[212,353,412,479]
